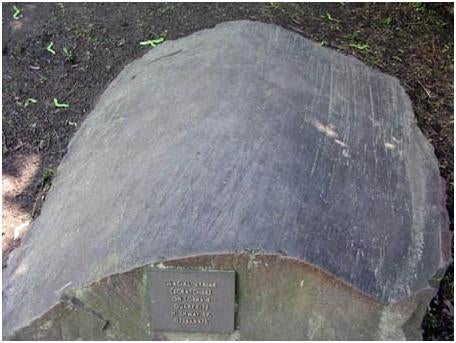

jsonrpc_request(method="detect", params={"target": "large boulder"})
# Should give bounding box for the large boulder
[3,20,450,340]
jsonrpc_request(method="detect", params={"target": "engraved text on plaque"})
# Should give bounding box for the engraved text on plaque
[148,269,235,333]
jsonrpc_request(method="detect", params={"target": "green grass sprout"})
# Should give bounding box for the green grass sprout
[62,47,75,62]
[42,167,55,185]
[158,4,175,15]
[346,30,360,41]
[349,43,369,51]
[13,5,22,20]
[325,12,340,23]
[269,2,280,9]
[412,2,425,12]
[47,42,56,55]
[53,98,69,109]
[384,16,392,26]
[139,37,165,47]
[24,98,38,107]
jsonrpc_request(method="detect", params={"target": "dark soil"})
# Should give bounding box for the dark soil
[2,2,453,340]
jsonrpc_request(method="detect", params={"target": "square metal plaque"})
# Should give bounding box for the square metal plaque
[148,268,235,334]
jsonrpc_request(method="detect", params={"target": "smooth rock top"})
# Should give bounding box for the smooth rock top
[3,20,449,337]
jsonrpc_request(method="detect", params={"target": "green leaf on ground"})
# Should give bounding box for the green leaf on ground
[139,37,165,47]
[13,6,21,20]
[349,43,369,51]
[325,12,340,23]
[24,98,38,107]
[53,98,69,108]
[47,42,56,55]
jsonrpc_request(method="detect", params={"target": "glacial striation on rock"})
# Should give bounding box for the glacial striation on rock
[2,20,450,340]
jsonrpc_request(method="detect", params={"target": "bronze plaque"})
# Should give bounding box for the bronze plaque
[148,268,235,333]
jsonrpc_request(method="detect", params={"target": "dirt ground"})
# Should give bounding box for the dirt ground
[2,2,453,340]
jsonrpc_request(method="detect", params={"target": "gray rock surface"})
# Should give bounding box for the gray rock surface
[3,20,449,339]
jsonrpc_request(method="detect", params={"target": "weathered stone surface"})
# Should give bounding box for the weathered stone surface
[8,255,438,340]
[3,20,449,340]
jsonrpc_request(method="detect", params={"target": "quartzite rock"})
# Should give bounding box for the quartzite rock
[3,20,450,340]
